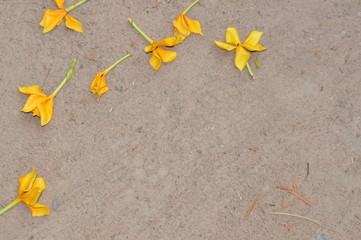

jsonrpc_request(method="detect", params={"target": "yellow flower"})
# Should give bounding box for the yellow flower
[214,27,267,72]
[144,38,177,71]
[129,19,177,71]
[39,0,88,33]
[90,53,132,99]
[173,0,203,44]
[0,169,50,217]
[19,59,76,126]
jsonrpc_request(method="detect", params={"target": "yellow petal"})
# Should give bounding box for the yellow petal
[18,86,46,96]
[40,9,66,33]
[226,27,241,45]
[54,0,65,9]
[149,51,162,71]
[21,95,49,113]
[234,47,251,71]
[156,48,177,63]
[38,98,54,126]
[144,42,157,53]
[183,15,203,35]
[18,169,37,196]
[21,188,42,206]
[173,28,185,45]
[173,14,190,37]
[33,108,41,117]
[90,72,109,98]
[157,37,177,47]
[26,203,50,217]
[242,31,267,51]
[20,178,46,206]
[214,40,236,51]
[65,15,83,33]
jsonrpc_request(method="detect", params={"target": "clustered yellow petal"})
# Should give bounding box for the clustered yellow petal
[0,169,50,217]
[39,0,86,33]
[90,72,109,99]
[19,59,76,126]
[145,37,177,71]
[214,27,266,72]
[173,14,203,44]
[18,86,55,126]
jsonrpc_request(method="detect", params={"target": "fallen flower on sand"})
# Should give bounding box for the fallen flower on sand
[40,0,88,33]
[19,59,76,126]
[90,53,132,99]
[129,18,177,71]
[0,168,50,217]
[214,27,266,78]
[173,0,203,44]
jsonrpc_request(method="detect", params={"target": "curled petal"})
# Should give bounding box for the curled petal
[234,46,251,71]
[54,0,65,9]
[173,28,186,45]
[149,51,162,71]
[38,98,54,126]
[39,9,66,33]
[157,37,177,47]
[18,169,37,196]
[226,27,241,46]
[145,42,157,53]
[90,72,109,98]
[65,15,83,33]
[18,86,46,96]
[21,95,49,113]
[26,203,50,217]
[156,48,177,63]
[242,31,267,51]
[214,40,236,51]
[183,15,203,35]
[173,14,190,37]
[21,187,43,206]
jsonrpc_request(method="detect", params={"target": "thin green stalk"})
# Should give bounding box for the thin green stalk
[246,62,255,79]
[0,198,22,215]
[50,59,77,98]
[183,0,201,15]
[104,53,132,75]
[65,0,88,13]
[128,18,153,44]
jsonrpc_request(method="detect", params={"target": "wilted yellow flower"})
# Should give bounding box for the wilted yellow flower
[173,0,203,44]
[19,59,76,126]
[0,168,50,217]
[90,53,132,99]
[214,27,266,73]
[39,0,88,33]
[129,19,177,71]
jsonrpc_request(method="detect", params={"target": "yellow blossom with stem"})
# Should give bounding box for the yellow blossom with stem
[19,59,76,126]
[214,27,267,79]
[90,53,132,99]
[39,0,88,33]
[128,18,177,71]
[0,168,50,217]
[173,0,203,44]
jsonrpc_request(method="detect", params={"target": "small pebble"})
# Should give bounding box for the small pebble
[52,199,58,211]
[28,235,34,240]
[358,11,361,17]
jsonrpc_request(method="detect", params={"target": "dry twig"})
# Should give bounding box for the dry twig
[244,195,259,220]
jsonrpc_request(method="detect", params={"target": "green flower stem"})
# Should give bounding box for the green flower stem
[104,53,132,75]
[128,18,154,44]
[50,59,77,98]
[246,62,255,79]
[0,197,21,215]
[65,0,88,13]
[183,0,201,15]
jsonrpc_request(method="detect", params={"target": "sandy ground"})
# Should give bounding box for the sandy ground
[1,0,360,239]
